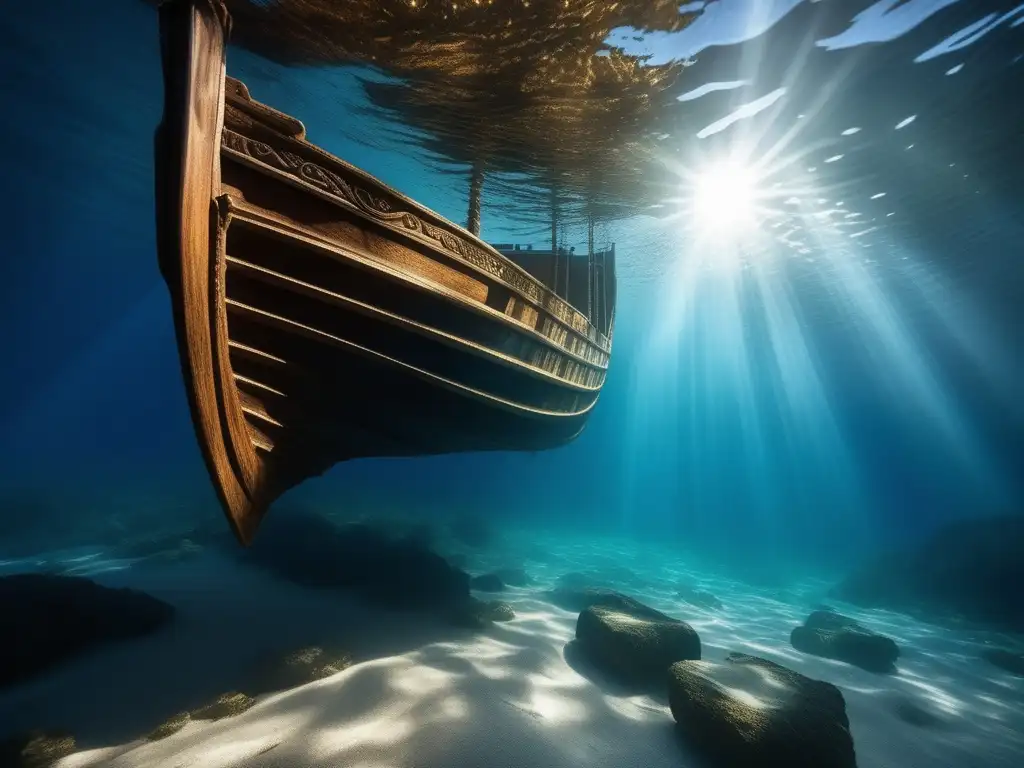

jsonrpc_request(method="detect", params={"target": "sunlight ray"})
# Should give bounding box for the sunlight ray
[799,223,1006,497]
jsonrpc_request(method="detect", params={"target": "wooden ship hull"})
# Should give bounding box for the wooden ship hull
[154,0,617,545]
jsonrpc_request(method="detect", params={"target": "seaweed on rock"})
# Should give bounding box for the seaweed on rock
[668,654,857,768]
[0,731,76,768]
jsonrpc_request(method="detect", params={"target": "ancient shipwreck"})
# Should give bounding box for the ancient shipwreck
[154,0,617,544]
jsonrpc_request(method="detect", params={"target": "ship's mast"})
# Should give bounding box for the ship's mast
[549,185,558,253]
[587,213,595,321]
[467,158,484,236]
[549,184,564,297]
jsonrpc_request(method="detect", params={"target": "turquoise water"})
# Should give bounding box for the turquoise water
[0,1,1022,766]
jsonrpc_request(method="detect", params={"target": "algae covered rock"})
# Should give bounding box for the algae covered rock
[0,573,174,689]
[0,730,75,768]
[668,653,857,768]
[791,610,899,673]
[190,692,256,721]
[146,711,191,741]
[250,646,353,694]
[450,597,516,628]
[484,601,516,621]
[574,599,700,685]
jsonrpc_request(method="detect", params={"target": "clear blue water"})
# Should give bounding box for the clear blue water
[0,1,1022,765]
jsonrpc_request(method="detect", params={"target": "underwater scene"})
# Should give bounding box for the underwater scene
[1,0,1023,766]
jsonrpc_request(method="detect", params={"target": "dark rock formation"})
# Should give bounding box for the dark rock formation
[240,510,470,611]
[190,692,256,721]
[791,611,900,674]
[832,515,1024,631]
[470,573,505,592]
[484,601,516,621]
[668,654,857,768]
[450,597,516,628]
[677,584,723,610]
[343,516,438,552]
[981,648,1024,676]
[0,730,76,768]
[573,598,700,685]
[144,648,350,741]
[0,574,174,689]
[248,646,353,694]
[146,712,191,741]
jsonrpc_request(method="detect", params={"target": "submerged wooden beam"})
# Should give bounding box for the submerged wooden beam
[467,160,484,237]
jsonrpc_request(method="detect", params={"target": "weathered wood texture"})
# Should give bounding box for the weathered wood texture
[154,0,617,545]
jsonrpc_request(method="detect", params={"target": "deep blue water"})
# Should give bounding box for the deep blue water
[0,0,1023,763]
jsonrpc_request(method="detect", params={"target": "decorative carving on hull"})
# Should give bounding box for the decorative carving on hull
[221,128,602,351]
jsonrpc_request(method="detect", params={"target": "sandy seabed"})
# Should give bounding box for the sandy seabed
[1,533,1022,768]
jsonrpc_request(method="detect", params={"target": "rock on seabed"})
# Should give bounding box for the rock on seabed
[668,653,857,768]
[0,573,174,689]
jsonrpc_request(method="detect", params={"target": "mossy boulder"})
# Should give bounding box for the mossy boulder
[791,611,899,673]
[0,730,75,768]
[574,599,700,685]
[668,654,857,768]
[480,600,515,622]
[190,692,256,721]
[146,711,191,741]
[450,597,516,628]
[250,646,353,694]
